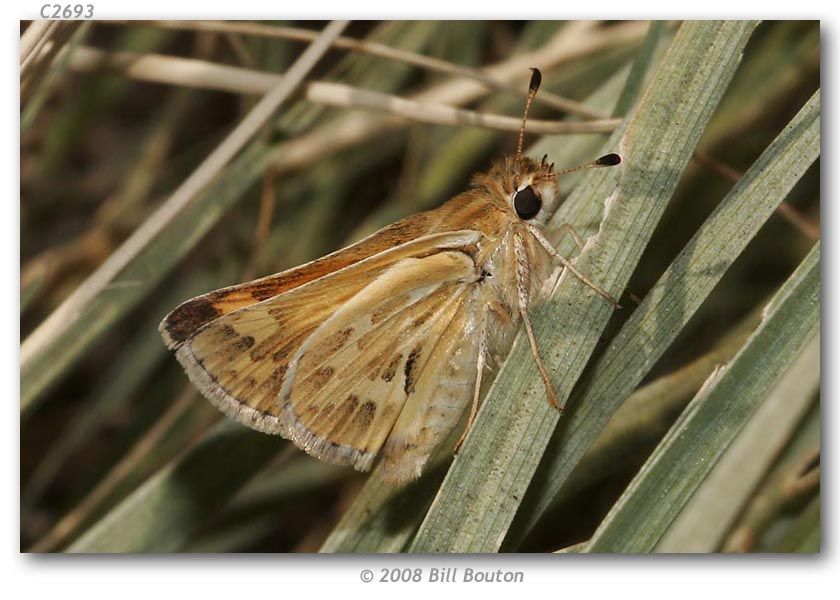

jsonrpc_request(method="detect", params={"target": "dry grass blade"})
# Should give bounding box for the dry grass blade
[305,82,621,133]
[21,20,90,127]
[23,22,646,415]
[265,23,646,173]
[66,48,621,134]
[21,21,82,98]
[134,19,611,119]
[22,20,818,554]
[21,20,348,410]
[21,21,56,68]
[66,22,648,101]
[47,22,436,552]
[22,86,195,313]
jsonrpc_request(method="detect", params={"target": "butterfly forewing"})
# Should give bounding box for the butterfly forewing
[159,216,469,349]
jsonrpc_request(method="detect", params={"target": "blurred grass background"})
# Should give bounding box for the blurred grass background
[20,20,819,553]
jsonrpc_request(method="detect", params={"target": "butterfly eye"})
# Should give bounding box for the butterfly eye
[513,186,541,220]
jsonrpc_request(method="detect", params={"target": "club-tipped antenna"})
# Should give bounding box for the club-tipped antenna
[556,152,621,175]
[535,153,621,182]
[516,68,542,160]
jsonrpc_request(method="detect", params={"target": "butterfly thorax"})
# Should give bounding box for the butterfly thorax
[422,155,561,366]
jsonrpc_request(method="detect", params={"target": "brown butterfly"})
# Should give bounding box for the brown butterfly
[160,68,620,485]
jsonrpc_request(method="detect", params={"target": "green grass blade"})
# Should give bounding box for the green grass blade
[505,88,820,548]
[657,330,819,552]
[584,242,820,553]
[540,313,760,524]
[612,20,666,117]
[723,402,820,552]
[409,20,758,553]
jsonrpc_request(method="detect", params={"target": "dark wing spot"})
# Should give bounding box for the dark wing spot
[329,327,355,352]
[370,294,411,325]
[357,335,373,352]
[162,297,222,346]
[311,366,335,387]
[381,404,397,419]
[256,372,284,405]
[306,400,337,419]
[352,400,377,431]
[218,325,239,341]
[338,394,360,422]
[411,314,429,330]
[404,346,422,395]
[251,344,271,362]
[232,335,255,351]
[381,354,402,383]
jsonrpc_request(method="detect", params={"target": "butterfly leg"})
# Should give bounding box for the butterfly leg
[526,224,621,308]
[514,233,562,411]
[553,222,586,254]
[454,341,487,454]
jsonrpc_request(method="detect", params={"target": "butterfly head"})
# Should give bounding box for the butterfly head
[486,67,621,226]
[479,151,621,226]
[480,154,561,226]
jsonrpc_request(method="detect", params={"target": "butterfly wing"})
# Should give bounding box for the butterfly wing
[279,250,482,473]
[162,230,485,471]
[159,190,502,349]
[160,210,455,349]
[379,291,487,484]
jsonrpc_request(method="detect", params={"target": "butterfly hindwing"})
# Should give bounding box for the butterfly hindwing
[279,250,479,471]
[380,291,486,484]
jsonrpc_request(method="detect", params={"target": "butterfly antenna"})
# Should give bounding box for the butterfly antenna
[516,68,542,160]
[536,153,621,181]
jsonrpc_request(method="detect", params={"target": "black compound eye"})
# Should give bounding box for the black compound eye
[514,186,541,220]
